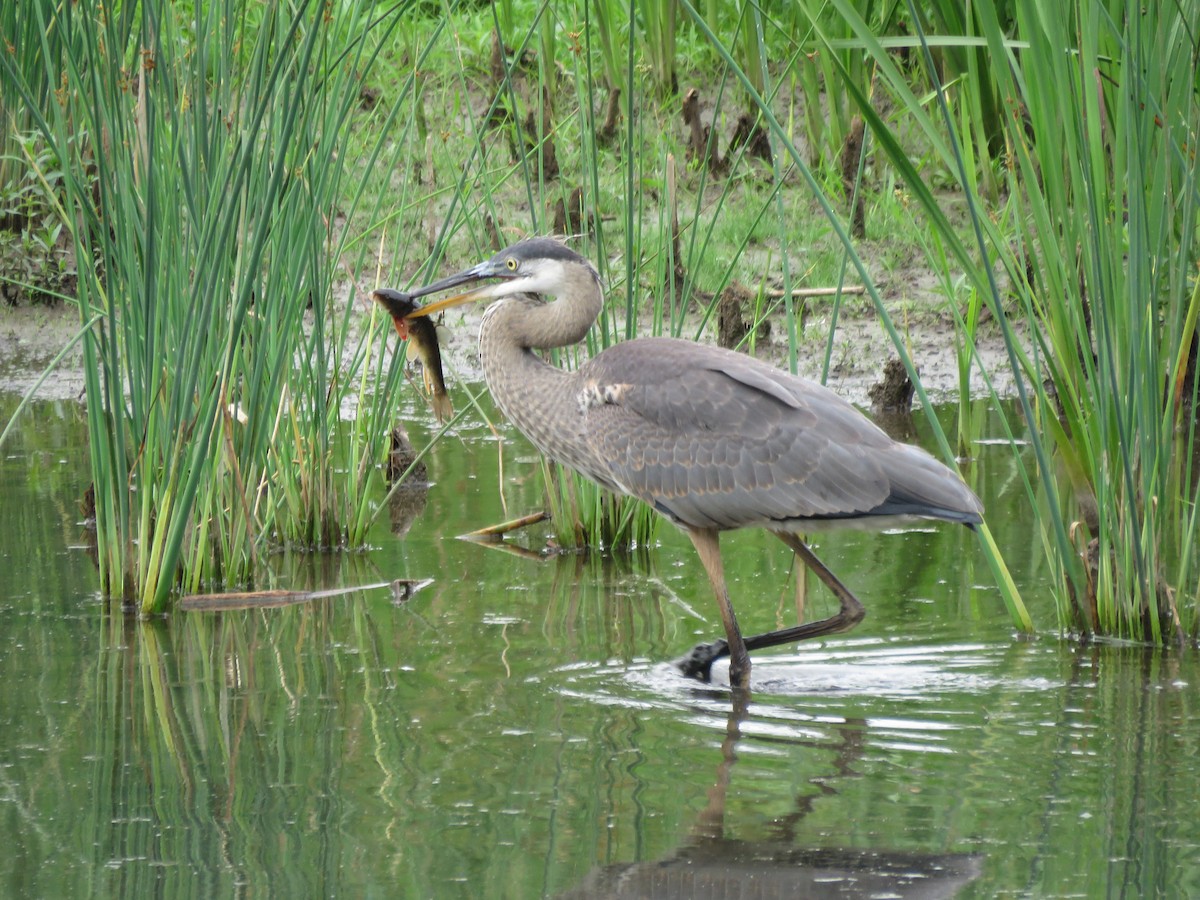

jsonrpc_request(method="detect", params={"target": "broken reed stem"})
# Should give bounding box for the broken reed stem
[766,285,867,299]
[462,510,550,540]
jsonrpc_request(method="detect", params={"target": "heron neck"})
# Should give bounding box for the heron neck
[478,293,587,406]
[477,287,600,465]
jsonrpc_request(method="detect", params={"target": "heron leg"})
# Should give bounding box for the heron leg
[736,533,866,652]
[677,527,752,689]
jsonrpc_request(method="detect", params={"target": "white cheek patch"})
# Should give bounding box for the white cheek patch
[518,261,565,295]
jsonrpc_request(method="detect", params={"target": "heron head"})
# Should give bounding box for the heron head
[402,238,591,319]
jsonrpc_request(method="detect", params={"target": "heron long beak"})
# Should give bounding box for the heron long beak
[403,284,499,318]
[405,261,496,300]
[400,259,514,318]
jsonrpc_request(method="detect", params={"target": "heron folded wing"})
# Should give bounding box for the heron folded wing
[703,355,804,410]
[575,336,982,530]
[581,361,895,529]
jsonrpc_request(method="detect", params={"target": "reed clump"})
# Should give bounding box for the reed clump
[2,1,412,612]
[774,0,1200,641]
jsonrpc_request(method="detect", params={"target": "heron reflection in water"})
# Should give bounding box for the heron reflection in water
[400,238,982,690]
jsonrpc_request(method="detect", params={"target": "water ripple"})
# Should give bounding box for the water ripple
[550,638,1062,757]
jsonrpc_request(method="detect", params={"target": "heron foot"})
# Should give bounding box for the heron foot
[673,639,730,682]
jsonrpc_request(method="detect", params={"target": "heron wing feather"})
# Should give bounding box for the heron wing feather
[579,339,905,529]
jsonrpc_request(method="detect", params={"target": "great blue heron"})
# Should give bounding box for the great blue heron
[403,237,982,690]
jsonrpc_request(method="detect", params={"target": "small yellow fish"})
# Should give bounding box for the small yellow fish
[372,288,453,423]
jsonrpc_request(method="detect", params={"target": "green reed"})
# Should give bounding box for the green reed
[800,0,1199,641]
[787,0,896,170]
[2,1,410,611]
[396,1,852,554]
[539,1,823,550]
[352,0,1023,586]
[917,0,1012,202]
[1000,2,1199,640]
[396,0,706,550]
[0,1,62,201]
[639,0,680,94]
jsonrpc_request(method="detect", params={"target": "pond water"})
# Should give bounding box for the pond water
[2,390,1198,898]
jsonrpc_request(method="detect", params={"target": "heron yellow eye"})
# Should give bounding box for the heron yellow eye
[505,257,518,271]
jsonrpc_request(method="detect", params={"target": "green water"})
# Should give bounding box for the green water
[2,392,1198,898]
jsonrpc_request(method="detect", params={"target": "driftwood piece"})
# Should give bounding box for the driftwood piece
[180,579,433,612]
[461,510,549,542]
[700,283,869,351]
[764,285,867,299]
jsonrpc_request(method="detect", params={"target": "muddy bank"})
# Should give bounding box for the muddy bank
[424,302,1023,409]
[0,297,1021,409]
[0,305,89,402]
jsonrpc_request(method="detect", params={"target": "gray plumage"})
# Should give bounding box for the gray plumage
[406,237,983,689]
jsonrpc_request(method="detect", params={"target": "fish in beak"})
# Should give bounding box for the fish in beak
[370,288,454,423]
